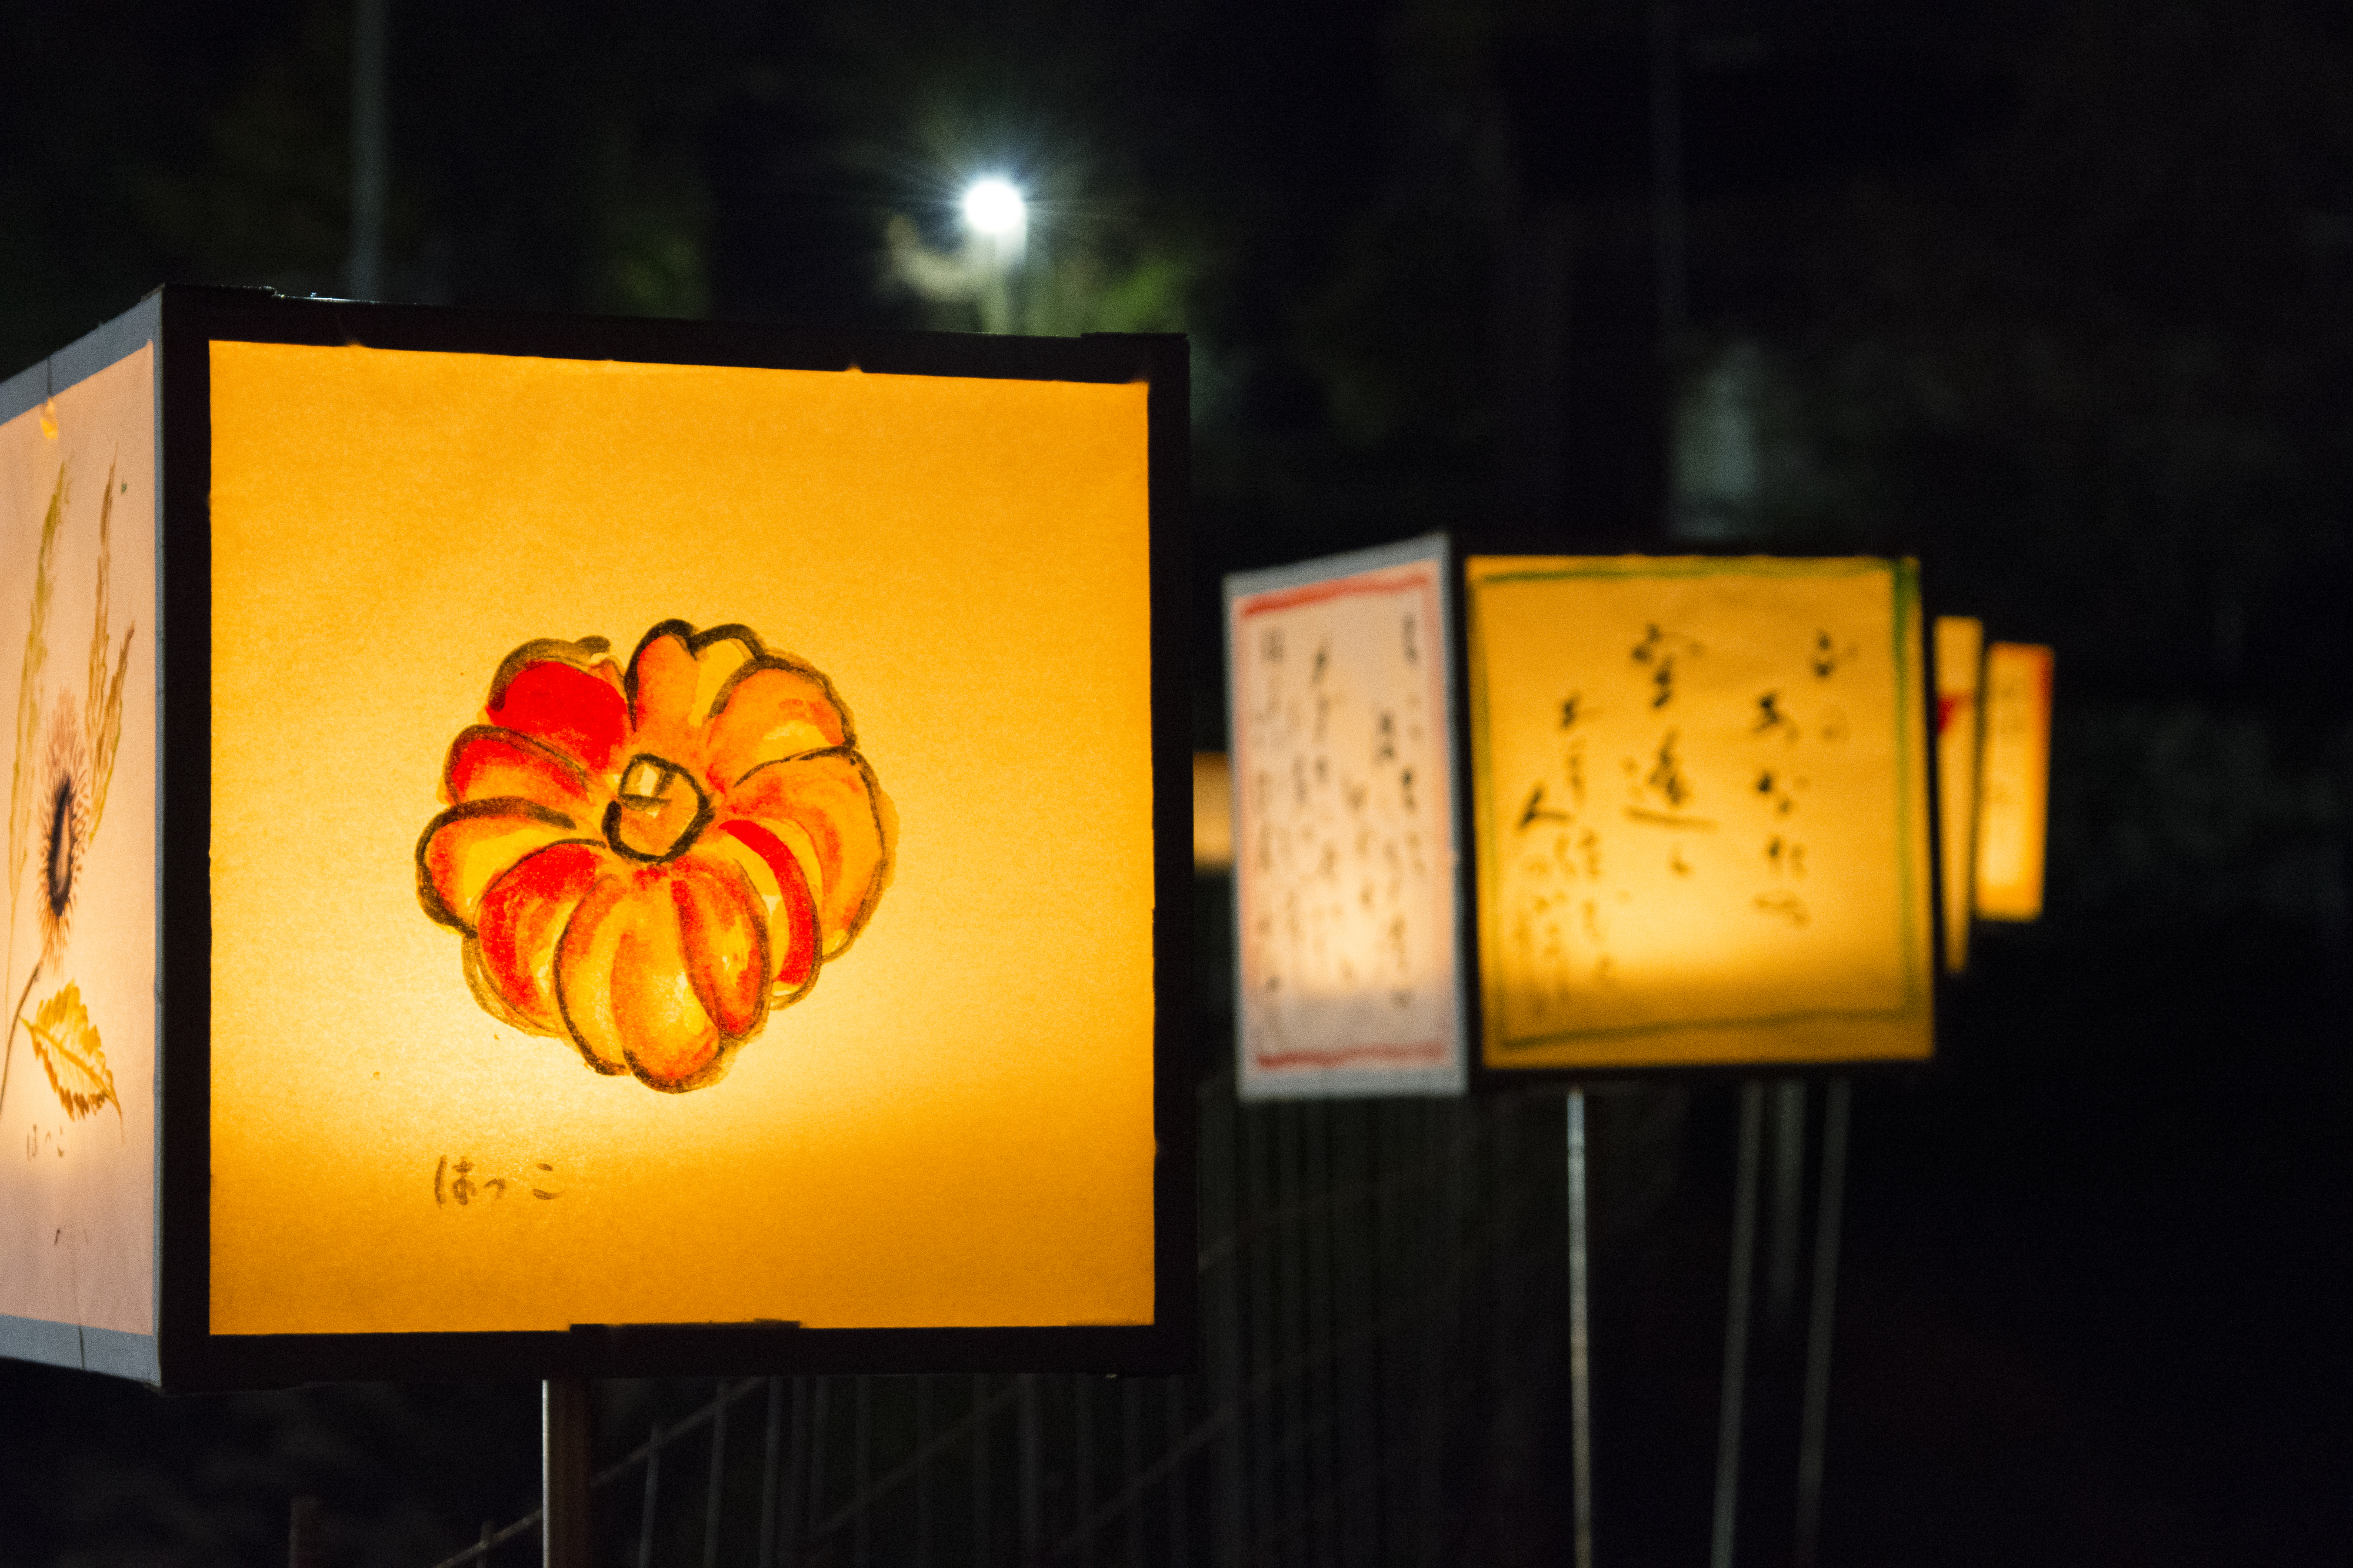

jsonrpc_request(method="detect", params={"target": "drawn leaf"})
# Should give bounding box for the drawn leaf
[26,981,117,1122]
[84,461,129,838]
[92,631,133,838]
[9,466,65,900]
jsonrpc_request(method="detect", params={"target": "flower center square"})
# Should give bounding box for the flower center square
[607,753,711,861]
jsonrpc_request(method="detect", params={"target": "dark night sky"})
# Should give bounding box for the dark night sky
[1,1,2348,1563]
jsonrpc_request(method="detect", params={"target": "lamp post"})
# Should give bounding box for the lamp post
[346,0,388,299]
[961,177,1027,333]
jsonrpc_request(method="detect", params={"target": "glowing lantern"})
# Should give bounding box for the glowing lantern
[1464,556,1934,1072]
[1193,752,1234,873]
[1932,616,1984,973]
[1974,642,2054,922]
[1225,536,1468,1097]
[0,287,1192,1388]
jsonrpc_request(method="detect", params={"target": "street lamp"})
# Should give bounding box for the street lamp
[961,177,1027,248]
[961,177,1026,333]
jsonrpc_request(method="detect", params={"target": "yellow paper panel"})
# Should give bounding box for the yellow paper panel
[0,345,159,1334]
[1932,616,1984,974]
[1975,642,2054,922]
[1465,556,1932,1070]
[208,341,1156,1335]
[1193,752,1234,873]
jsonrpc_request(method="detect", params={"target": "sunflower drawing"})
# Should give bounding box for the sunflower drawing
[0,459,134,1126]
[35,698,89,972]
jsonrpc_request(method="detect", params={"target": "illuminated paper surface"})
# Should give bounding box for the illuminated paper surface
[0,343,159,1362]
[207,341,1158,1335]
[1193,752,1234,873]
[1933,616,1984,973]
[1465,556,1932,1070]
[1975,642,2053,922]
[1227,537,1466,1097]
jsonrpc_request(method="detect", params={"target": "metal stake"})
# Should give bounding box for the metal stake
[1793,1077,1852,1568]
[1766,1080,1807,1332]
[542,1379,592,1568]
[1566,1088,1594,1568]
[971,1374,991,1566]
[1709,1083,1765,1568]
[916,1377,935,1568]
[758,1380,784,1568]
[1018,1374,1041,1565]
[638,1420,662,1568]
[704,1380,729,1568]
[779,1379,810,1568]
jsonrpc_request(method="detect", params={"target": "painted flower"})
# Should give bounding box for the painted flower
[417,621,895,1092]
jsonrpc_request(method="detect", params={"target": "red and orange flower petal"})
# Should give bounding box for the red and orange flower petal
[699,662,851,789]
[727,749,892,956]
[419,800,585,932]
[486,659,629,775]
[443,725,596,816]
[705,818,821,997]
[667,853,772,1040]
[475,842,614,1039]
[623,623,705,762]
[552,870,655,1076]
[556,866,742,1090]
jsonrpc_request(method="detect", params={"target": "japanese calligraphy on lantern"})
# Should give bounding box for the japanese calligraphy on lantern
[1975,642,2053,922]
[1227,536,1466,1097]
[1465,556,1933,1072]
[1933,616,1984,973]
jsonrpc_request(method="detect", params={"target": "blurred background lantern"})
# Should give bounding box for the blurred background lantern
[1934,615,1986,973]
[1224,535,1467,1099]
[1976,641,2056,923]
[1465,555,1934,1073]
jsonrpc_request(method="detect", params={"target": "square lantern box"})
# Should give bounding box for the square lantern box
[0,286,1194,1390]
[1974,640,2055,923]
[1461,555,1938,1079]
[1224,535,1470,1100]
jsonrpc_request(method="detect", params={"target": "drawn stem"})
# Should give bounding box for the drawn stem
[0,960,39,1125]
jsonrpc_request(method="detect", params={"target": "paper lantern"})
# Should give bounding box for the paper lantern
[1225,536,1468,1098]
[1464,555,1934,1072]
[1974,642,2054,922]
[1932,616,1984,973]
[0,287,1193,1389]
[1193,752,1235,873]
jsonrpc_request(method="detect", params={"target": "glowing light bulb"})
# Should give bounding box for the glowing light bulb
[961,178,1026,239]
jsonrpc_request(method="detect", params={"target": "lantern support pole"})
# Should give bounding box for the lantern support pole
[1709,1080,1765,1568]
[288,1494,324,1568]
[1792,1076,1852,1568]
[1565,1087,1594,1568]
[544,1377,593,1568]
[346,0,388,299]
[1765,1079,1807,1332]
